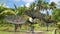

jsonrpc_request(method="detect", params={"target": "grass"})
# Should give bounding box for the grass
[0,24,58,34]
[0,30,59,34]
[0,31,14,34]
[0,31,51,34]
[46,31,52,34]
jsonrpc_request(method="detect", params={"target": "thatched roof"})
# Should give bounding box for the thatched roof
[5,15,27,24]
[25,10,45,19]
[25,10,55,23]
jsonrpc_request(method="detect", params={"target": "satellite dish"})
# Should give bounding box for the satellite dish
[5,15,27,24]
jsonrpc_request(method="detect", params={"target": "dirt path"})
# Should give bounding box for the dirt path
[13,31,45,34]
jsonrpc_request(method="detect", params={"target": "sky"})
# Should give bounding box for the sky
[0,0,60,15]
[0,0,50,8]
[0,0,60,8]
[0,0,36,8]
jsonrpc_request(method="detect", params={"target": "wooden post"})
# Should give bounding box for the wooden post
[46,23,48,31]
[31,23,34,34]
[14,24,19,32]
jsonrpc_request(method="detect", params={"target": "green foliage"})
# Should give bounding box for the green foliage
[17,6,27,15]
[0,6,5,13]
[49,2,56,9]
[37,0,42,4]
[0,15,5,20]
[53,9,60,21]
[29,2,36,11]
[57,24,60,29]
[0,3,7,13]
[56,22,60,29]
[0,10,16,15]
[0,0,57,32]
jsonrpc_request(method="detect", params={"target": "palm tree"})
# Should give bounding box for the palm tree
[29,2,36,11]
[40,1,56,31]
[17,5,27,16]
[37,0,50,31]
[49,2,56,9]
[0,3,8,20]
[36,0,43,12]
[25,0,56,31]
[43,1,49,31]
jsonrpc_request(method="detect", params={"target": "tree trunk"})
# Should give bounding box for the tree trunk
[14,24,19,32]
[19,24,22,29]
[31,23,34,34]
[46,23,48,31]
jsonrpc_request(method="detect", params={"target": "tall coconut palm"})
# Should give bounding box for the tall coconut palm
[40,1,56,31]
[25,0,56,31]
[49,2,56,9]
[37,0,50,31]
[17,5,27,16]
[42,1,50,31]
[29,2,36,12]
[36,0,43,12]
